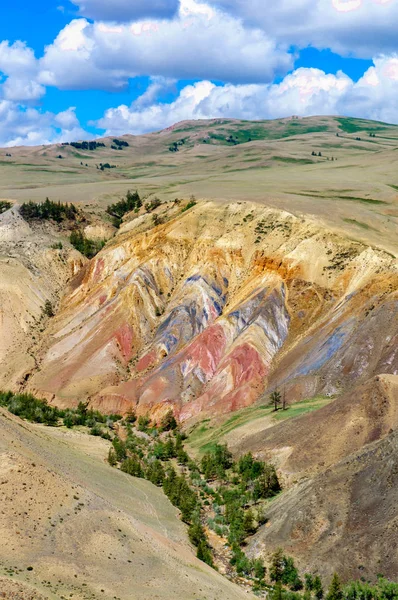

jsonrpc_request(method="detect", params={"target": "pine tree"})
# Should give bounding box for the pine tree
[270,548,285,583]
[305,574,314,592]
[326,574,343,600]
[108,449,117,466]
[314,575,324,600]
[272,581,284,600]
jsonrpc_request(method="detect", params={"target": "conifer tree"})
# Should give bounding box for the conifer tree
[326,574,343,600]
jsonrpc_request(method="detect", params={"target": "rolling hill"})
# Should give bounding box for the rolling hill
[1,115,397,254]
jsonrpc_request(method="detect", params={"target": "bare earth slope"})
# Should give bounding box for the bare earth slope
[229,374,398,482]
[1,116,398,587]
[190,375,398,582]
[247,425,398,582]
[0,408,253,600]
[0,207,84,389]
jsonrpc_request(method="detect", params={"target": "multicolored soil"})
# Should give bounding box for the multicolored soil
[27,201,397,425]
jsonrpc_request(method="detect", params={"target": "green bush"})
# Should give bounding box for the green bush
[181,199,197,213]
[0,391,60,426]
[121,457,144,478]
[0,200,12,214]
[106,190,142,219]
[70,230,105,258]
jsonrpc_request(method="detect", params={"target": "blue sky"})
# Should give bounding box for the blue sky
[0,0,397,145]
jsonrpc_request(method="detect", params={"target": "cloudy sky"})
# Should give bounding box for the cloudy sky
[0,0,397,145]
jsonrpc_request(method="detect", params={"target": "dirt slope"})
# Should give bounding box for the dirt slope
[0,408,253,600]
[247,427,398,582]
[0,207,84,389]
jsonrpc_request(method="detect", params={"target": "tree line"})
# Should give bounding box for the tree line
[20,198,78,223]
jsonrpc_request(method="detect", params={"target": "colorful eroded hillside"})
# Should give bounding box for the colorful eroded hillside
[27,201,398,423]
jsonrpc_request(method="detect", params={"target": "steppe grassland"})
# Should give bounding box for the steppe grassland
[1,115,397,254]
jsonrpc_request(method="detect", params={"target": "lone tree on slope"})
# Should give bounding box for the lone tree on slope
[271,389,282,412]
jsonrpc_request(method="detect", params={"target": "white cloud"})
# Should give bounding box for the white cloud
[38,1,293,90]
[210,0,398,58]
[133,77,177,108]
[0,41,45,102]
[95,79,217,134]
[95,56,398,134]
[71,0,180,22]
[0,101,90,147]
[2,77,45,101]
[0,41,37,76]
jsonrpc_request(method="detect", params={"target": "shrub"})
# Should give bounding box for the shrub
[43,300,55,318]
[69,230,105,258]
[181,198,197,213]
[112,437,127,462]
[0,392,60,426]
[106,190,142,220]
[0,200,12,214]
[108,449,117,466]
[145,198,161,212]
[138,415,150,432]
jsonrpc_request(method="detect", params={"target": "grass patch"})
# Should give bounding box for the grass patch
[187,396,333,454]
[271,156,314,165]
[335,195,387,205]
[336,116,396,134]
[273,396,333,422]
[187,405,269,453]
[343,218,376,230]
[285,191,387,205]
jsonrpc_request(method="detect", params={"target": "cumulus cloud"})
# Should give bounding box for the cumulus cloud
[210,0,398,58]
[71,0,180,22]
[95,56,398,135]
[2,78,45,101]
[0,41,45,102]
[0,101,90,147]
[38,0,293,90]
[0,41,37,75]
